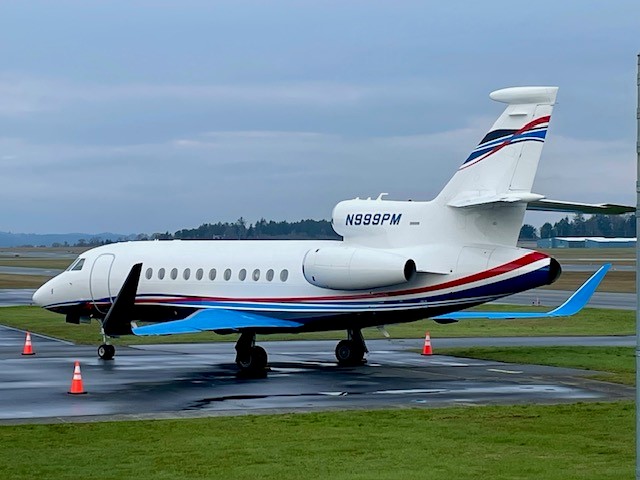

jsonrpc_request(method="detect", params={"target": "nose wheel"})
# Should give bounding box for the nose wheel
[98,343,116,360]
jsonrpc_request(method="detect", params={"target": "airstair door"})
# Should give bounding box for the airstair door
[90,253,115,314]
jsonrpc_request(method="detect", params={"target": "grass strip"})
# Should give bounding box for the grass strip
[0,257,72,269]
[541,270,635,293]
[0,306,633,345]
[0,403,632,480]
[438,346,635,385]
[0,274,53,289]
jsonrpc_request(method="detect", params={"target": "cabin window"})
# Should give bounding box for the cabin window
[280,269,289,282]
[266,269,274,281]
[145,268,153,280]
[196,268,204,280]
[183,268,191,280]
[252,269,260,281]
[158,268,166,280]
[209,268,217,281]
[238,269,247,281]
[224,269,232,281]
[170,268,178,280]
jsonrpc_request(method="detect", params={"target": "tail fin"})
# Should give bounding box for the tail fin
[436,86,558,206]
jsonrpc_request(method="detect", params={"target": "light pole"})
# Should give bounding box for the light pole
[636,51,640,480]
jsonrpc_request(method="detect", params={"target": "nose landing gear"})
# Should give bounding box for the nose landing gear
[98,343,116,360]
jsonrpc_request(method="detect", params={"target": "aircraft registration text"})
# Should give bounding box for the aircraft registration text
[345,213,402,226]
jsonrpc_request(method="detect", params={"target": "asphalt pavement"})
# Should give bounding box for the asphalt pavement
[0,325,632,424]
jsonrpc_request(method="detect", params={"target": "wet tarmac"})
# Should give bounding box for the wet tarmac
[0,325,632,424]
[501,289,635,310]
[0,289,36,306]
[0,266,62,276]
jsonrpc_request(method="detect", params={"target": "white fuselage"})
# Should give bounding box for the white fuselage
[33,236,555,331]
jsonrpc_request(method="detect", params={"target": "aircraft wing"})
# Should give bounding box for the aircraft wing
[433,263,610,321]
[132,309,303,336]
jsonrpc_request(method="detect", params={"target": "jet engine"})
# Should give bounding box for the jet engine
[302,246,416,290]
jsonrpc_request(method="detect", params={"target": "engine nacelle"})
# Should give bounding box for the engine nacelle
[303,246,416,290]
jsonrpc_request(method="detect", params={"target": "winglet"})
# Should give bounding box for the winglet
[545,263,611,316]
[102,263,143,336]
[432,263,611,320]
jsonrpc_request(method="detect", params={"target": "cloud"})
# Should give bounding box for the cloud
[0,75,445,117]
[536,134,634,205]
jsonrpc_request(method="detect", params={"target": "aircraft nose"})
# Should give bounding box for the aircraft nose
[32,281,51,307]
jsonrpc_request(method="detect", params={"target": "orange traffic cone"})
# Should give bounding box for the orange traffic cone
[21,332,35,355]
[421,331,433,356]
[68,361,87,395]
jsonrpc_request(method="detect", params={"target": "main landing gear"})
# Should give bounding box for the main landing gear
[335,329,368,366]
[233,328,368,374]
[235,331,268,376]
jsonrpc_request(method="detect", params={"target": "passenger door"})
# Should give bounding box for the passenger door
[90,253,115,314]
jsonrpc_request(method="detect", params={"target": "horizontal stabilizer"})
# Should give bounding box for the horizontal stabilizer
[448,191,544,208]
[132,309,302,336]
[527,199,634,215]
[432,263,610,320]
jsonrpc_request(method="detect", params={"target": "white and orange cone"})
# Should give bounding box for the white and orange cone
[68,361,87,395]
[21,332,35,356]
[421,331,433,356]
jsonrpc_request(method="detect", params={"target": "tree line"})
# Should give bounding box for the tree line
[47,213,635,247]
[172,217,339,240]
[519,213,636,240]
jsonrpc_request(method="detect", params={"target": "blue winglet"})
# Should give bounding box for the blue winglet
[133,309,303,336]
[433,263,611,320]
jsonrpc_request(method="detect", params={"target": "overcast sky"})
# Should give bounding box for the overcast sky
[1,1,638,234]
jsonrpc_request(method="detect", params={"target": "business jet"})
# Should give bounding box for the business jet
[32,86,630,373]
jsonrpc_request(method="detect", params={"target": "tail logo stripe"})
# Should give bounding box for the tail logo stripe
[460,115,550,170]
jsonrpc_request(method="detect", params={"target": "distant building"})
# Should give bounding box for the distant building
[536,237,637,249]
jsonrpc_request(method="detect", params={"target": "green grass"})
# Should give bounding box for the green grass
[0,257,72,269]
[438,346,636,385]
[541,270,635,293]
[0,273,53,289]
[0,403,632,480]
[0,306,633,346]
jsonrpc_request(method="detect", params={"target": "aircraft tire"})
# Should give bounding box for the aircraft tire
[236,345,268,372]
[98,344,115,360]
[335,340,364,366]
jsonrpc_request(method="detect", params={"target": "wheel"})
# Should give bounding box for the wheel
[98,344,115,360]
[335,340,364,365]
[236,345,268,372]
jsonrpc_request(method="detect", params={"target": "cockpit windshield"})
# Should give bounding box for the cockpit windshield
[66,258,86,271]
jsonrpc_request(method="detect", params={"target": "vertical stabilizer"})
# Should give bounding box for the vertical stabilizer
[437,86,558,205]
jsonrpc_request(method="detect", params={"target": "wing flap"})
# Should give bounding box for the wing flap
[432,264,610,320]
[132,309,303,336]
